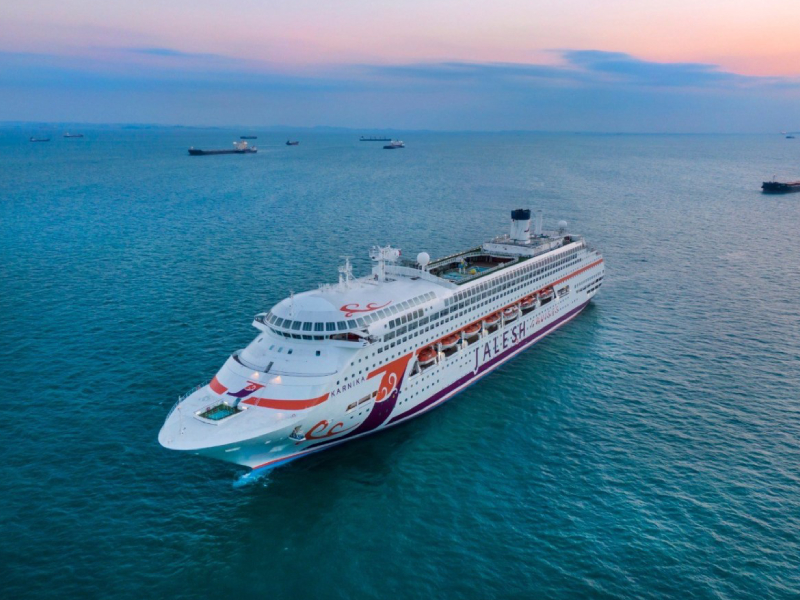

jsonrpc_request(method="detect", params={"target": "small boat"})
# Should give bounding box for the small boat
[440,333,460,350]
[418,347,437,366]
[503,306,519,321]
[463,322,482,338]
[189,141,257,156]
[29,137,50,142]
[520,295,538,311]
[240,136,258,139]
[787,135,796,139]
[286,140,299,146]
[484,312,501,327]
[383,140,405,149]
[63,133,84,138]
[360,135,391,142]
[762,180,800,193]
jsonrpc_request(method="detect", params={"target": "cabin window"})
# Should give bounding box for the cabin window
[303,322,312,331]
[291,321,302,330]
[347,320,357,328]
[314,323,324,331]
[315,350,321,356]
[326,322,336,331]
[337,321,347,330]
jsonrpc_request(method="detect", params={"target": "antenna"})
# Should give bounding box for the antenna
[338,256,354,288]
[534,210,543,236]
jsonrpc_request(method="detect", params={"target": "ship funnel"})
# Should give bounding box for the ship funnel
[510,209,531,243]
[534,210,543,236]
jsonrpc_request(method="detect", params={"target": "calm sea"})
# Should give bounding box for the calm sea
[1,128,799,599]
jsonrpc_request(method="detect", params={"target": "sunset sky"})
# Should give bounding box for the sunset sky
[3,0,800,131]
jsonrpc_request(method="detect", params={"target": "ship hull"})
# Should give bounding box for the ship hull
[191,280,600,473]
[188,149,257,155]
[762,182,800,193]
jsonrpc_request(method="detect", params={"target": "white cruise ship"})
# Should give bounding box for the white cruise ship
[159,209,605,472]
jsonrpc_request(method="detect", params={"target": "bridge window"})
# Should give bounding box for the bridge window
[326,322,336,331]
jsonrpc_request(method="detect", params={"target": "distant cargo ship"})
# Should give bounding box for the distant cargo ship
[383,140,405,149]
[286,140,299,146]
[64,133,84,138]
[762,180,800,193]
[360,135,391,141]
[189,141,257,156]
[240,136,257,139]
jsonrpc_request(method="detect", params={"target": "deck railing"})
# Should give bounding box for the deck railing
[167,382,207,419]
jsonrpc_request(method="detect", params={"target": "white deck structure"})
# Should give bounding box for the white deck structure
[159,209,605,471]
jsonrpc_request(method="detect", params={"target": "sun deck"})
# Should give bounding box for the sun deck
[429,251,522,284]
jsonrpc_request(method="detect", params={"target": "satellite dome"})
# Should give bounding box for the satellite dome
[417,252,430,269]
[558,220,568,231]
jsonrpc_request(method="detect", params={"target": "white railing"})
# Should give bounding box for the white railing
[167,381,207,418]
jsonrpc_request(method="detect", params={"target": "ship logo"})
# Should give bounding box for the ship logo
[339,301,391,317]
[227,381,265,398]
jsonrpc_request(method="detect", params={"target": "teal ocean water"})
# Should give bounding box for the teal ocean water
[1,129,799,599]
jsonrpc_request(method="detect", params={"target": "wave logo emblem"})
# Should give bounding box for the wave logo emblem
[339,301,391,318]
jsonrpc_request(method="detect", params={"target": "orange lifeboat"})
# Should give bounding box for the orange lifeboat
[539,288,554,300]
[418,346,437,366]
[440,333,460,349]
[484,312,501,326]
[463,322,482,338]
[520,295,536,310]
[503,305,519,321]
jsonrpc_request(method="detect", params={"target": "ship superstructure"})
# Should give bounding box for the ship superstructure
[159,209,605,472]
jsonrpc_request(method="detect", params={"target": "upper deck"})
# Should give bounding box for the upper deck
[258,210,588,341]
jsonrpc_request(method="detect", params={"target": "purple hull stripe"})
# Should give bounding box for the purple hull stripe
[306,372,409,450]
[389,300,589,424]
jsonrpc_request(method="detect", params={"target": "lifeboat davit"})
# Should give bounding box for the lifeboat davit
[503,305,519,321]
[484,312,501,326]
[440,333,460,349]
[463,322,482,338]
[418,347,437,366]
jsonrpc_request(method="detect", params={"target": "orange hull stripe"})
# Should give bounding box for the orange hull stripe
[209,376,227,395]
[243,394,329,410]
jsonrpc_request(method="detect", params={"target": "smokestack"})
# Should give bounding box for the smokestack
[510,209,531,242]
[534,210,543,236]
